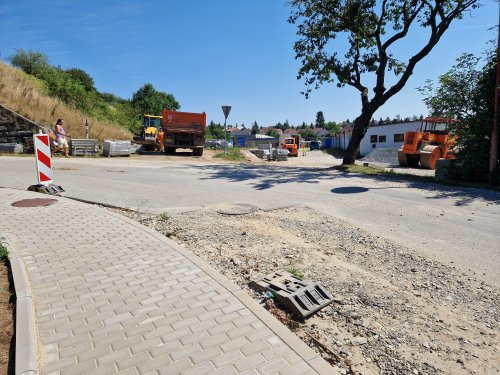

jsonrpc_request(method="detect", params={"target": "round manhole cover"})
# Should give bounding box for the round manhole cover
[216,203,259,215]
[11,198,58,207]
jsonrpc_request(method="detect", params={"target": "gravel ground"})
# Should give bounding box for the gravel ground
[112,204,499,375]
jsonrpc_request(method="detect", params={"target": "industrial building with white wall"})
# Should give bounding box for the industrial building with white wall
[328,121,446,157]
[360,121,422,156]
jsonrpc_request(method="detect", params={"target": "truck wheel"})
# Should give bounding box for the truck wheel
[197,148,203,156]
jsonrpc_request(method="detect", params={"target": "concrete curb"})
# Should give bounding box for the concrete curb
[102,206,336,374]
[2,239,38,375]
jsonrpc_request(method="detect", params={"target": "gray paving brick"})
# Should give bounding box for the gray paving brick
[261,344,290,361]
[241,340,270,357]
[60,358,97,374]
[41,356,76,373]
[59,341,93,359]
[234,353,266,372]
[116,367,140,375]
[85,362,117,375]
[137,354,173,374]
[0,189,329,375]
[208,367,238,375]
[130,337,162,355]
[150,340,182,358]
[220,337,250,353]
[257,357,289,374]
[208,322,235,336]
[199,333,229,350]
[181,362,214,375]
[180,330,209,346]
[97,348,132,367]
[157,358,192,375]
[78,345,112,363]
[170,343,202,361]
[279,361,317,375]
[171,316,199,330]
[190,346,222,365]
[215,312,240,325]
[111,335,143,352]
[226,325,255,340]
[116,351,150,371]
[212,351,244,369]
[189,320,217,333]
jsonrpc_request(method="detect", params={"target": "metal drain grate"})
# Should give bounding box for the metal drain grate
[11,198,58,207]
[249,270,334,318]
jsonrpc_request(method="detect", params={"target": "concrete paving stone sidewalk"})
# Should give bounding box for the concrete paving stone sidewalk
[0,188,336,375]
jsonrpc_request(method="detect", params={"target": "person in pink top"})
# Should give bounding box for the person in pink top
[52,118,69,157]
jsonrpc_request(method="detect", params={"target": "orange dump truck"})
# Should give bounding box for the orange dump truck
[162,109,206,156]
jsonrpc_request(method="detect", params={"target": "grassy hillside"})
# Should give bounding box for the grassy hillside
[0,62,133,140]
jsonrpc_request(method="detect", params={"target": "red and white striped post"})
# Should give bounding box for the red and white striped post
[33,134,53,185]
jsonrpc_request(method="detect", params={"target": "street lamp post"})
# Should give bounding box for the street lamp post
[221,106,231,155]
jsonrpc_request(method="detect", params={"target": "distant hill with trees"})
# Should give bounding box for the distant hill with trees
[2,49,180,139]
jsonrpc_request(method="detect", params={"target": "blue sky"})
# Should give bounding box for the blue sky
[0,0,497,127]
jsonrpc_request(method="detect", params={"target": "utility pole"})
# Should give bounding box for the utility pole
[491,4,500,182]
[221,106,231,155]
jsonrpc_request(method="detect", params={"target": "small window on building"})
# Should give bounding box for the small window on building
[379,135,386,143]
[370,135,377,143]
[394,133,404,142]
[372,144,376,148]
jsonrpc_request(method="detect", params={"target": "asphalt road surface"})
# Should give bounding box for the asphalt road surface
[1,155,498,287]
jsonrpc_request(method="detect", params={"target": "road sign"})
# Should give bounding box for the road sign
[222,106,231,119]
[33,134,53,185]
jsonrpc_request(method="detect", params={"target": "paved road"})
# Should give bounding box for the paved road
[1,156,499,287]
[1,187,333,375]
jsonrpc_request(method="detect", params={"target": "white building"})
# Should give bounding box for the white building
[359,121,421,156]
[326,120,448,156]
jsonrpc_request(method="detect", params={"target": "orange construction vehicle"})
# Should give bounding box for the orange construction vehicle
[398,117,458,170]
[162,109,206,156]
[133,114,163,152]
[281,135,300,157]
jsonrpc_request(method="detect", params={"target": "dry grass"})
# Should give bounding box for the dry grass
[0,62,132,141]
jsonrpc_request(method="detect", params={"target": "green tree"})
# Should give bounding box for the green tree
[288,0,480,165]
[9,49,49,76]
[131,83,180,116]
[315,111,325,128]
[418,53,481,119]
[206,121,225,139]
[420,49,498,182]
[251,121,259,134]
[325,121,341,135]
[65,68,95,92]
[299,128,317,140]
[266,128,280,137]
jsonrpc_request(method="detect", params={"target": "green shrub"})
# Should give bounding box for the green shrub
[0,244,8,262]
[214,147,244,161]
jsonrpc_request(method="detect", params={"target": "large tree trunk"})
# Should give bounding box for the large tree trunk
[342,112,373,165]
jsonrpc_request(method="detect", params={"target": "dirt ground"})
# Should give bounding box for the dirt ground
[0,149,493,374]
[0,260,14,375]
[115,204,499,375]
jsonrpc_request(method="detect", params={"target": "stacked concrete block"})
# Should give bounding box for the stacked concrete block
[70,139,99,156]
[0,143,23,153]
[103,140,131,157]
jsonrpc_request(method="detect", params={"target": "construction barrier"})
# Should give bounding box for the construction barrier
[33,134,53,184]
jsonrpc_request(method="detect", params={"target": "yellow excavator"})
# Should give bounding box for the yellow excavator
[133,114,163,151]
